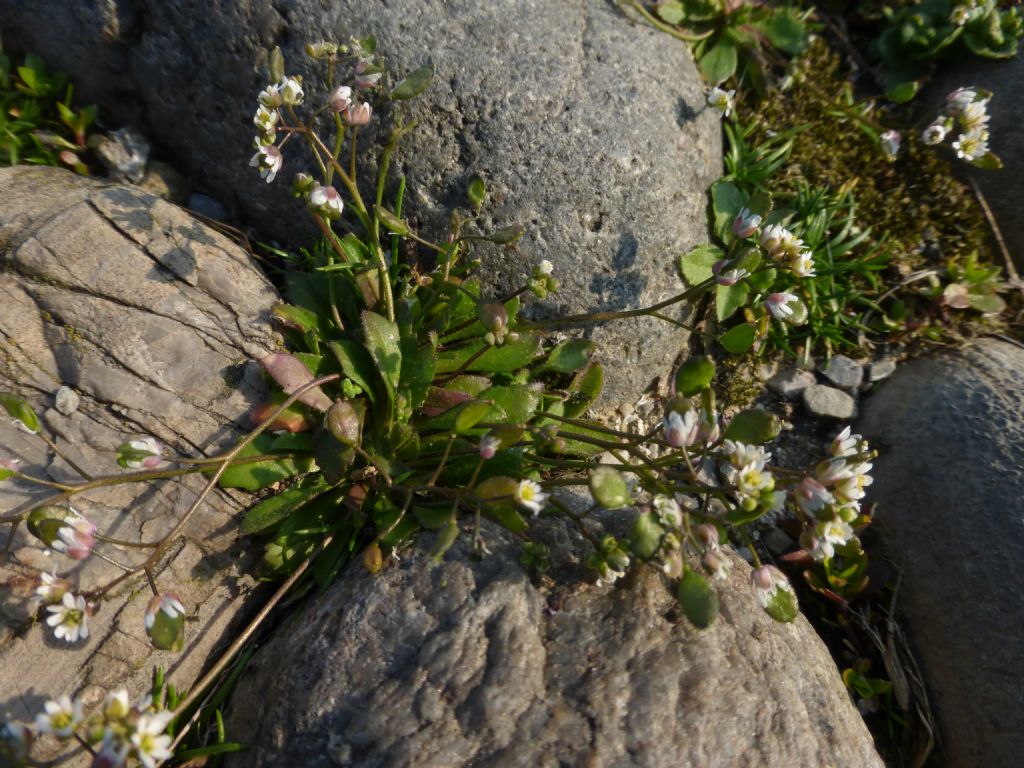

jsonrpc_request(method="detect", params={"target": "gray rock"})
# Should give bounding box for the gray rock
[91,126,150,183]
[54,385,80,416]
[867,358,897,383]
[803,384,858,419]
[768,367,817,400]
[138,160,189,204]
[819,354,864,391]
[0,0,721,412]
[0,166,280,765]
[187,192,231,222]
[226,516,882,768]
[859,339,1024,767]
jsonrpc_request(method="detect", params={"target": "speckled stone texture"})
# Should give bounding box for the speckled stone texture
[859,338,1024,767]
[0,166,279,765]
[226,515,883,768]
[0,0,721,411]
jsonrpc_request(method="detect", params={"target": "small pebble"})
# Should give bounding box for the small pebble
[54,386,80,416]
[187,193,230,221]
[763,528,795,557]
[767,368,817,400]
[138,160,189,204]
[868,359,897,383]
[92,126,151,183]
[819,354,864,391]
[803,384,858,420]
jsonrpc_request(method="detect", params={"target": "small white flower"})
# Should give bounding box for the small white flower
[958,99,990,133]
[880,130,900,160]
[103,688,131,721]
[35,571,69,605]
[278,76,304,106]
[130,711,175,768]
[790,249,816,277]
[816,517,854,548]
[35,694,83,739]
[952,128,989,161]
[714,265,748,286]
[706,87,735,118]
[765,291,797,320]
[945,87,978,116]
[52,513,97,560]
[258,84,283,108]
[830,426,860,458]
[307,184,344,220]
[46,592,90,643]
[834,462,873,504]
[736,462,773,500]
[816,456,854,485]
[328,84,353,113]
[253,105,279,134]
[794,476,833,516]
[760,224,804,261]
[664,408,699,448]
[722,440,771,470]
[950,5,970,26]
[943,282,971,308]
[344,102,373,126]
[653,495,682,528]
[703,549,731,581]
[751,565,796,609]
[250,144,284,183]
[595,561,627,588]
[732,207,762,238]
[514,479,548,515]
[538,259,554,276]
[922,119,950,145]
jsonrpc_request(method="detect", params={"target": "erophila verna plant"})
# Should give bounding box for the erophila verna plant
[1,37,880,766]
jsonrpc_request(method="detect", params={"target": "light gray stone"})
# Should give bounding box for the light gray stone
[0,0,721,412]
[867,358,897,383]
[92,126,150,183]
[768,367,817,400]
[819,354,864,391]
[859,338,1024,767]
[226,514,882,768]
[0,166,280,766]
[54,386,80,416]
[803,384,858,420]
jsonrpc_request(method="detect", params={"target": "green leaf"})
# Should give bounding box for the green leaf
[589,466,631,509]
[711,181,745,240]
[746,267,777,293]
[723,408,780,444]
[759,9,808,55]
[967,291,1006,315]
[361,311,403,400]
[241,482,327,534]
[391,63,434,100]
[656,1,685,25]
[564,363,604,418]
[718,323,757,354]
[542,339,594,374]
[218,436,315,491]
[971,151,1003,170]
[630,512,665,560]
[468,176,486,208]
[453,399,494,434]
[399,336,435,412]
[272,303,323,335]
[675,355,715,396]
[764,585,799,623]
[429,520,461,561]
[413,505,453,529]
[699,37,738,85]
[715,281,749,322]
[679,244,724,285]
[0,393,40,434]
[373,204,409,236]
[886,81,919,104]
[435,333,542,374]
[330,341,379,406]
[678,569,719,629]
[480,385,540,424]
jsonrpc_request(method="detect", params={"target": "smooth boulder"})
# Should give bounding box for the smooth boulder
[0,0,722,411]
[0,166,279,764]
[859,338,1024,767]
[226,515,883,768]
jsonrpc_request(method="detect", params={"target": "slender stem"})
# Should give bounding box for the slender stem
[427,435,456,487]
[144,567,159,596]
[37,432,92,481]
[169,535,333,749]
[618,0,715,42]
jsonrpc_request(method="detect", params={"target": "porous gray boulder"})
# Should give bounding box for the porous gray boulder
[859,338,1024,767]
[226,515,883,768]
[0,0,721,411]
[0,166,279,764]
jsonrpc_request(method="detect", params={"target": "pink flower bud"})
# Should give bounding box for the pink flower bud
[731,207,762,238]
[479,434,500,460]
[328,85,353,112]
[344,102,373,126]
[695,523,719,550]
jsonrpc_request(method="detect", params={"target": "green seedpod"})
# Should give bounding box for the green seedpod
[325,399,364,446]
[675,355,715,396]
[429,520,461,561]
[145,594,187,652]
[589,466,631,509]
[454,399,494,434]
[269,46,285,83]
[723,408,780,445]
[0,393,40,434]
[630,512,665,561]
[467,176,486,208]
[362,543,384,574]
[677,569,719,629]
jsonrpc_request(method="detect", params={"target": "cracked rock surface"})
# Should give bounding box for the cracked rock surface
[226,515,883,768]
[0,166,278,763]
[0,0,720,412]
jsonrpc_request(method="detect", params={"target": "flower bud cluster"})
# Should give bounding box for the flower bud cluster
[7,689,176,768]
[721,440,783,514]
[923,87,995,165]
[588,534,631,587]
[250,75,303,183]
[528,260,559,298]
